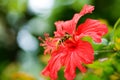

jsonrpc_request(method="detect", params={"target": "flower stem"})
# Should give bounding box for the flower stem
[95,49,117,53]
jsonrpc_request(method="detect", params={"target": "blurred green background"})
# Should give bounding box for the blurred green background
[0,0,120,80]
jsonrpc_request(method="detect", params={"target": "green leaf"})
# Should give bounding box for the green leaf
[113,18,120,50]
[112,54,120,73]
[87,59,111,69]
[83,73,101,80]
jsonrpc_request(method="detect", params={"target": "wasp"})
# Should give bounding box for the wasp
[58,33,71,45]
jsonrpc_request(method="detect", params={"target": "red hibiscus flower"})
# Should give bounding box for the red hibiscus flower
[39,4,108,80]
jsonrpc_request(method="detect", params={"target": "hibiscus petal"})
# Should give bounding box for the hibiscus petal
[76,40,94,64]
[73,40,94,72]
[64,52,76,80]
[72,4,94,24]
[54,20,76,37]
[42,52,62,80]
[54,21,65,37]
[76,18,108,43]
[63,40,94,79]
[54,5,94,37]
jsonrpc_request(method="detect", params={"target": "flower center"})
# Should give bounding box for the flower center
[69,45,77,49]
[65,40,77,50]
